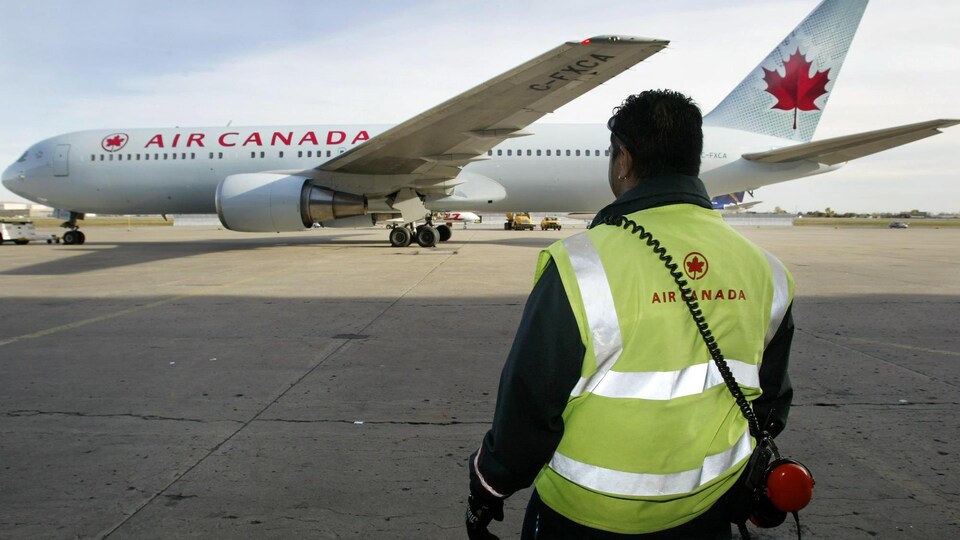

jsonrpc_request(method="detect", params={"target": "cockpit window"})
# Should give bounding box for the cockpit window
[16,151,27,163]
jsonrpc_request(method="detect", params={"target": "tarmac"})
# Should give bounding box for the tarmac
[1,223,957,539]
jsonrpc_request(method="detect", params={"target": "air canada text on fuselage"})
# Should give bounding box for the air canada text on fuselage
[139,130,372,149]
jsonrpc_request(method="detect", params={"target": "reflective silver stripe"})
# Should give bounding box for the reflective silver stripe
[473,446,508,498]
[548,429,753,497]
[763,251,791,347]
[563,233,623,397]
[581,359,759,400]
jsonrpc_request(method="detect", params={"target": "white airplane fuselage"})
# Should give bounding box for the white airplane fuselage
[2,123,837,216]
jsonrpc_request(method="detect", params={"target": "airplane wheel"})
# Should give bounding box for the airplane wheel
[389,227,412,247]
[416,225,439,248]
[63,230,79,245]
[78,231,86,244]
[437,224,452,242]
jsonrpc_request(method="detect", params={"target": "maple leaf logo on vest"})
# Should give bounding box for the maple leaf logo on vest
[101,133,129,153]
[763,48,830,130]
[683,252,709,281]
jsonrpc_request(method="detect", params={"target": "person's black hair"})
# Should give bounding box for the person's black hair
[607,89,703,179]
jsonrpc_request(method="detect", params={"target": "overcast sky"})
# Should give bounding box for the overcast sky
[1,0,957,213]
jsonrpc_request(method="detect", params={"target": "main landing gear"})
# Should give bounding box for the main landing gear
[388,219,452,248]
[61,211,86,245]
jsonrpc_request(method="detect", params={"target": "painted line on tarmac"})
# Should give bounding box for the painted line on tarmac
[0,266,297,348]
[840,336,960,357]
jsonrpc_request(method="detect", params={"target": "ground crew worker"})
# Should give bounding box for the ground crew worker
[465,89,795,539]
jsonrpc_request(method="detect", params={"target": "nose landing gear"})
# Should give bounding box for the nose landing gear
[61,211,86,245]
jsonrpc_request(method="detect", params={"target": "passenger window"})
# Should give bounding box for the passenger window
[251,152,256,158]
[190,153,195,159]
[575,150,581,156]
[488,150,492,156]
[182,153,187,160]
[100,155,104,161]
[526,150,532,156]
[109,154,114,161]
[546,150,551,156]
[90,154,95,161]
[536,150,541,156]
[604,149,610,157]
[218,152,223,159]
[155,154,159,160]
[279,151,284,158]
[565,150,571,156]
[145,154,150,160]
[260,151,265,158]
[507,149,512,156]
[497,150,502,156]
[118,154,123,161]
[136,154,141,160]
[298,151,302,158]
[209,152,214,159]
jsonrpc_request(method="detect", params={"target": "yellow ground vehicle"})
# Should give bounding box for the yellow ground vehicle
[540,216,562,231]
[504,212,535,231]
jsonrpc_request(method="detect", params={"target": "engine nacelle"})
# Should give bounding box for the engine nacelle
[215,173,366,232]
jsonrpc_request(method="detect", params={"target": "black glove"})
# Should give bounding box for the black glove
[465,494,504,539]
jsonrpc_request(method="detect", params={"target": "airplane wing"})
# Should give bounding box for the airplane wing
[743,119,959,166]
[302,36,667,187]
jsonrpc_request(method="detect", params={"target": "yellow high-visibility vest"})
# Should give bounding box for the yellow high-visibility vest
[533,204,793,534]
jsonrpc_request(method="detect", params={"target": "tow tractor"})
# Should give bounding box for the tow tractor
[0,218,61,245]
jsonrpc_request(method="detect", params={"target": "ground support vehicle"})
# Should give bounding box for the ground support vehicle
[504,212,536,231]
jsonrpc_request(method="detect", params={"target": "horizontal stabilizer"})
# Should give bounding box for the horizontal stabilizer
[743,119,959,165]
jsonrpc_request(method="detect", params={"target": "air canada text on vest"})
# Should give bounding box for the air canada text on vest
[651,289,747,304]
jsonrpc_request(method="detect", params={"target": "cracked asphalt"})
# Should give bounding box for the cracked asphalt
[0,224,957,539]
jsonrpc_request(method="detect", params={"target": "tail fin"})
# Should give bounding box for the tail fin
[703,0,868,142]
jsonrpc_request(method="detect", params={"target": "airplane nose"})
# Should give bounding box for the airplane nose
[2,163,27,196]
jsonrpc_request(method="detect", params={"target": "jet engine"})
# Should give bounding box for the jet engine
[215,173,366,232]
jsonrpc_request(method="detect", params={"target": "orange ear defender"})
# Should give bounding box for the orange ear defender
[750,457,815,529]
[766,458,815,512]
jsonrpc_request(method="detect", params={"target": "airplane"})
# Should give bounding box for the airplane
[381,211,482,228]
[712,192,763,213]
[439,212,482,224]
[3,0,956,248]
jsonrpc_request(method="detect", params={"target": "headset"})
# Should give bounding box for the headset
[744,436,815,532]
[601,215,814,539]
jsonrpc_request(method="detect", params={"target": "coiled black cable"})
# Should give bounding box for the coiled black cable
[600,214,765,441]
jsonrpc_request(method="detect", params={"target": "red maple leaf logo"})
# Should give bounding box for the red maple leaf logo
[763,48,830,130]
[683,252,708,280]
[101,133,129,152]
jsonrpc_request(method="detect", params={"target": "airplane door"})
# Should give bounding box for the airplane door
[54,144,70,177]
